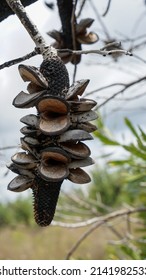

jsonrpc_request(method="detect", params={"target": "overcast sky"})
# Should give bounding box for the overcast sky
[0,0,146,202]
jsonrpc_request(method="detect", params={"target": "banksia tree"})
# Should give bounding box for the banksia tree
[6,0,97,226]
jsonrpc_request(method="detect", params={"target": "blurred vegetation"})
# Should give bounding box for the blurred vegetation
[1,117,146,259]
[93,116,146,260]
[0,197,33,227]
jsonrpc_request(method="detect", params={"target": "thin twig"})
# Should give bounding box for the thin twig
[71,0,78,54]
[97,76,146,109]
[126,213,132,236]
[62,191,98,215]
[102,0,112,17]
[52,206,146,229]
[85,83,125,97]
[64,206,146,259]
[0,146,18,151]
[133,54,146,64]
[0,41,131,72]
[77,0,86,18]
[106,223,124,239]
[58,47,132,57]
[0,49,38,70]
[6,0,57,59]
[71,0,78,82]
[90,0,110,40]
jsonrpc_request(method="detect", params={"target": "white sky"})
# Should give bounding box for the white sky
[0,0,146,201]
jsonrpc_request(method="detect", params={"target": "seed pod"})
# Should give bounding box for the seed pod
[76,122,97,133]
[8,55,97,227]
[66,79,90,100]
[11,152,37,169]
[7,162,35,178]
[69,98,97,112]
[8,175,33,192]
[18,64,48,88]
[68,168,91,184]
[13,90,46,108]
[60,141,91,159]
[58,129,93,142]
[38,147,70,182]
[20,126,37,136]
[48,1,98,64]
[20,114,39,127]
[37,96,70,135]
[68,157,94,169]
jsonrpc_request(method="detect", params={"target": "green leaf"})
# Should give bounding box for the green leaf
[96,116,104,130]
[139,126,146,142]
[137,140,146,152]
[94,131,120,146]
[108,159,132,166]
[120,245,141,260]
[125,173,146,183]
[123,144,146,160]
[125,118,140,139]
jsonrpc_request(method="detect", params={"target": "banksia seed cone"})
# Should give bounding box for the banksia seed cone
[8,56,97,226]
[48,0,98,64]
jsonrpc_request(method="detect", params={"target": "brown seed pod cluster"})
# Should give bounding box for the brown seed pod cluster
[7,57,97,226]
[48,0,98,64]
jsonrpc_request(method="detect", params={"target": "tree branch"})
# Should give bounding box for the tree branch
[63,206,146,259]
[58,45,132,57]
[0,49,38,70]
[97,76,146,109]
[0,43,131,71]
[0,145,18,150]
[102,0,112,17]
[5,0,57,59]
[77,0,87,18]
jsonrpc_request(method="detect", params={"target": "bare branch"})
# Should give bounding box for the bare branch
[0,44,132,71]
[107,223,124,239]
[0,49,38,70]
[71,0,78,82]
[62,191,98,215]
[71,0,78,55]
[0,145,18,151]
[5,0,57,59]
[102,0,112,17]
[52,206,146,229]
[64,206,146,259]
[58,46,132,57]
[0,0,37,22]
[85,83,125,97]
[97,76,146,109]
[77,0,87,18]
[132,54,146,64]
[90,0,110,40]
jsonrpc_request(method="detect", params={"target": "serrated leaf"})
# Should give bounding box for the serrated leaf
[94,131,120,146]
